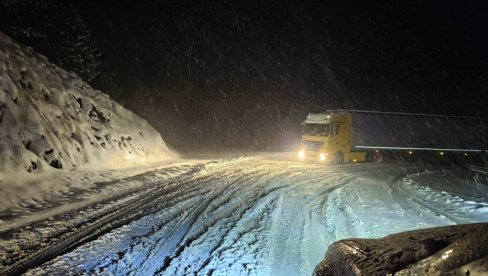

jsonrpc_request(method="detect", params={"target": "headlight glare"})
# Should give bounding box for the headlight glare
[319,153,326,161]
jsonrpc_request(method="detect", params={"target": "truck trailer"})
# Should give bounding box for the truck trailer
[298,110,488,164]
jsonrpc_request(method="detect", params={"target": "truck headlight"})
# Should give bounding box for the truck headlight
[319,153,326,161]
[298,149,305,159]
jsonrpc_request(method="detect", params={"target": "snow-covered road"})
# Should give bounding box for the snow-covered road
[6,155,488,275]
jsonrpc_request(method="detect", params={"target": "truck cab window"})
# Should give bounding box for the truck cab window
[302,123,330,136]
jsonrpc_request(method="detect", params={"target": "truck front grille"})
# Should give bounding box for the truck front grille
[302,141,325,151]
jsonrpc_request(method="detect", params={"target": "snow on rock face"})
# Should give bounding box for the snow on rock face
[0,32,174,173]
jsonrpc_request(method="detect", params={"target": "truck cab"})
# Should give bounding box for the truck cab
[298,111,366,164]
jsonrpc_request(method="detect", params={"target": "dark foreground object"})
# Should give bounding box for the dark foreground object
[314,223,488,275]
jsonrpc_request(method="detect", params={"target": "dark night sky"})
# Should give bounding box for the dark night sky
[2,0,488,151]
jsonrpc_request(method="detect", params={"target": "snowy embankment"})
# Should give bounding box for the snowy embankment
[0,32,174,216]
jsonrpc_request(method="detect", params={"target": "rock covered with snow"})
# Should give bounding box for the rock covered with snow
[314,223,488,275]
[0,31,173,173]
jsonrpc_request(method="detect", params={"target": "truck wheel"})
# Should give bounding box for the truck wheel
[334,151,344,165]
[365,152,374,162]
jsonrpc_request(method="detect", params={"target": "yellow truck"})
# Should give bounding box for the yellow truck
[298,110,487,164]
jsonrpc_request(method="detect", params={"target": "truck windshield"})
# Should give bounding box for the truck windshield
[302,123,330,136]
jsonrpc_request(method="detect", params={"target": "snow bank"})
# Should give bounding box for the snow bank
[401,171,488,223]
[0,31,173,173]
[0,32,175,213]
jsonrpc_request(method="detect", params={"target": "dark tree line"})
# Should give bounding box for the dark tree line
[0,0,101,82]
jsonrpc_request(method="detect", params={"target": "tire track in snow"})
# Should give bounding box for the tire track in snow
[193,193,279,275]
[266,172,356,276]
[191,167,309,275]
[90,197,201,274]
[298,175,357,275]
[155,170,271,274]
[200,196,279,276]
[391,176,462,225]
[320,166,424,245]
[159,165,301,275]
[29,165,256,275]
[25,159,439,276]
[191,164,332,275]
[131,162,399,275]
[16,168,231,276]
[92,168,246,275]
[92,189,212,274]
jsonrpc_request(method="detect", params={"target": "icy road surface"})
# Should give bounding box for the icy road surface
[22,156,488,275]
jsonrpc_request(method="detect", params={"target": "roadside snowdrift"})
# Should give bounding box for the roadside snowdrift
[0,31,173,174]
[0,31,175,217]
